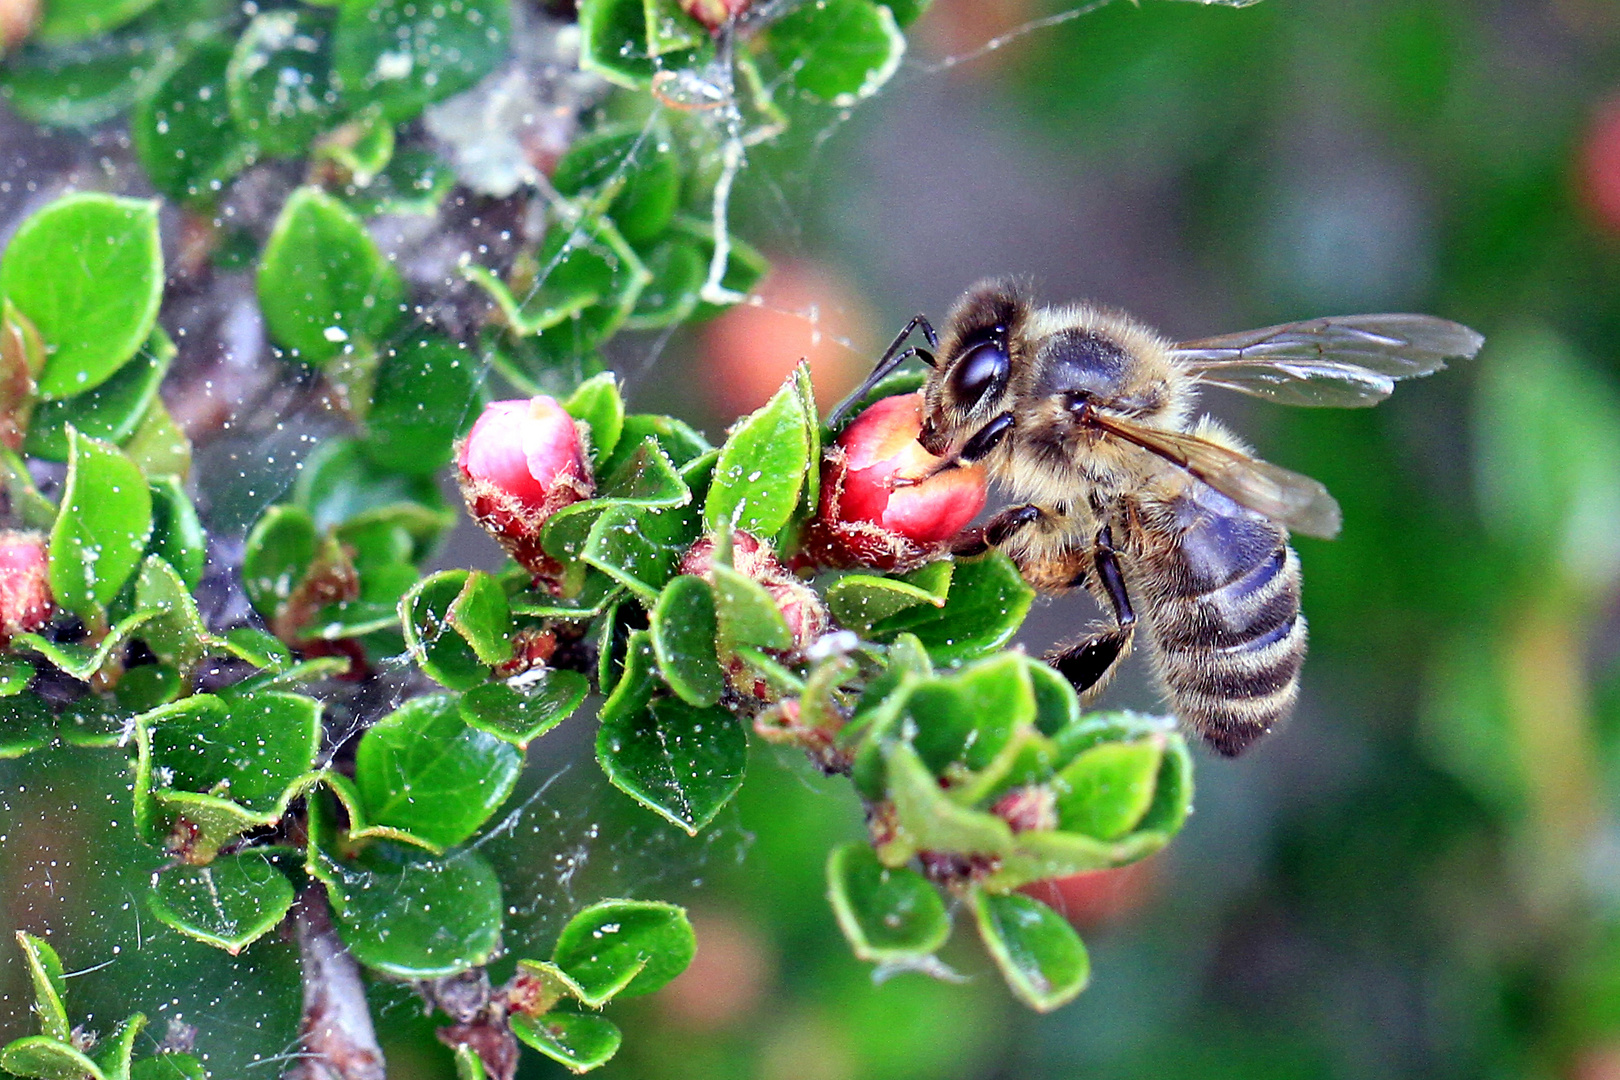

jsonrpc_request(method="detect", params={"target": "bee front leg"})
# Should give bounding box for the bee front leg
[1047,527,1137,698]
[950,502,1042,558]
[895,412,1016,488]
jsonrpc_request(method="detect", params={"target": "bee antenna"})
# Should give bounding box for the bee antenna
[828,314,939,427]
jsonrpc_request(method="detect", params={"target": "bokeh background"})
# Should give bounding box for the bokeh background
[5,0,1620,1077]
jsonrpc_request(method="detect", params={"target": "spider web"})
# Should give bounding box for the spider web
[0,0,1247,1071]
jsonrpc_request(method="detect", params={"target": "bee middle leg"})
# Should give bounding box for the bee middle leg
[1048,527,1137,698]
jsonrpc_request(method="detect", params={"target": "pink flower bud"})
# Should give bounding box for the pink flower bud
[804,393,987,571]
[0,530,52,640]
[1583,94,1620,234]
[681,0,750,32]
[456,397,594,580]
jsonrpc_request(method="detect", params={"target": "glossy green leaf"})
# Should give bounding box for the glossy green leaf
[36,0,160,42]
[704,375,811,538]
[565,371,626,466]
[93,1012,146,1080]
[710,564,792,652]
[133,42,253,202]
[401,570,492,690]
[651,574,723,706]
[553,124,681,244]
[767,0,905,105]
[342,148,455,217]
[25,329,172,460]
[826,566,950,634]
[114,664,182,712]
[122,399,193,480]
[1052,738,1165,840]
[510,1011,622,1074]
[826,843,950,962]
[460,670,590,748]
[257,187,405,366]
[905,652,1034,776]
[147,851,295,953]
[669,216,767,322]
[14,610,155,683]
[0,658,35,698]
[624,236,705,329]
[973,890,1090,1012]
[581,501,700,603]
[322,845,503,978]
[579,0,659,88]
[602,415,711,476]
[134,555,222,671]
[241,504,317,619]
[226,7,335,158]
[222,628,294,671]
[868,552,1034,663]
[363,333,479,475]
[552,899,697,1004]
[128,1053,206,1080]
[16,932,69,1042]
[598,696,746,835]
[448,570,513,667]
[332,0,512,123]
[48,429,154,615]
[0,194,163,399]
[467,215,649,340]
[296,437,453,544]
[144,476,207,592]
[355,693,522,849]
[0,695,54,760]
[0,1038,107,1080]
[452,1044,487,1080]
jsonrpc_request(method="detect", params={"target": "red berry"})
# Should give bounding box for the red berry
[804,393,988,570]
[0,530,51,640]
[456,397,594,580]
[680,0,751,32]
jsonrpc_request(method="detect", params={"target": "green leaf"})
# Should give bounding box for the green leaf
[624,236,705,330]
[129,1054,206,1080]
[14,610,155,683]
[222,628,294,671]
[0,658,35,698]
[15,932,69,1042]
[295,437,453,544]
[448,570,513,667]
[134,555,223,671]
[36,0,160,42]
[565,371,626,467]
[552,899,697,1004]
[356,693,522,849]
[460,670,589,748]
[48,428,154,615]
[669,216,768,322]
[241,504,318,619]
[904,652,1035,777]
[321,845,503,978]
[114,664,183,712]
[467,214,650,340]
[826,566,950,634]
[651,574,723,706]
[147,851,295,953]
[767,0,905,105]
[0,194,163,399]
[363,333,479,475]
[0,695,54,759]
[258,186,406,366]
[973,890,1090,1012]
[580,0,674,88]
[510,1012,622,1074]
[878,0,931,28]
[645,0,708,55]
[0,1038,108,1080]
[133,42,254,202]
[342,148,455,217]
[332,0,512,123]
[401,570,493,690]
[509,572,622,620]
[122,400,193,480]
[703,375,811,538]
[598,696,746,835]
[94,1013,146,1080]
[603,415,711,476]
[868,552,1034,664]
[25,329,172,460]
[226,8,335,159]
[552,124,682,245]
[1052,738,1165,841]
[145,476,207,592]
[452,1044,487,1080]
[710,564,792,652]
[826,843,950,963]
[0,447,57,531]
[581,501,700,603]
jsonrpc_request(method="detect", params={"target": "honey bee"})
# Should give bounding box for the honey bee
[832,279,1484,756]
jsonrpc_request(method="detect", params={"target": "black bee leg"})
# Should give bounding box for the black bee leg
[1046,527,1137,697]
[893,412,1016,488]
[828,313,939,425]
[951,503,1042,557]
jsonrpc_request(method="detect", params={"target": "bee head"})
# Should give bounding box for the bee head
[925,278,1031,438]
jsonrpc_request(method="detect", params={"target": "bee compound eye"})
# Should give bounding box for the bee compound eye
[948,338,1009,409]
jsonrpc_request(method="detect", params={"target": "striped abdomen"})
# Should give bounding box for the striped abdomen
[1137,487,1306,756]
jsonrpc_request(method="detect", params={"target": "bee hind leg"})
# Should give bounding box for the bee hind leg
[1048,625,1135,698]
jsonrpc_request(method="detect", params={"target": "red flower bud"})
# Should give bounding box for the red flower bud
[1583,94,1620,235]
[456,397,594,580]
[681,0,751,32]
[804,393,987,571]
[0,530,51,640]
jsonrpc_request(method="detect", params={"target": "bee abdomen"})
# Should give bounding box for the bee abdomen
[1149,538,1306,756]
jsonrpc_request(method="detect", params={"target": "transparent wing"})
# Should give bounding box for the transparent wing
[1091,414,1342,539]
[1172,314,1485,407]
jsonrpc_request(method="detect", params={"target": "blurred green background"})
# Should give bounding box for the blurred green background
[6,0,1620,1077]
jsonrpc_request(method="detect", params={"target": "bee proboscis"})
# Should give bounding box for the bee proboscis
[833,279,1484,755]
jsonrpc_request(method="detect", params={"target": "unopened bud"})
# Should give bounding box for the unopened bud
[804,393,987,571]
[456,397,594,580]
[681,0,750,32]
[0,530,51,640]
[680,532,827,653]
